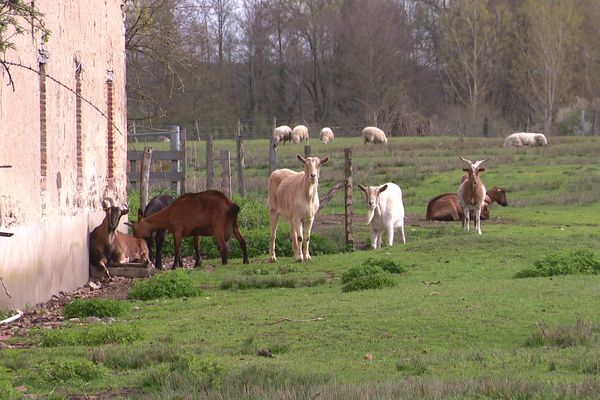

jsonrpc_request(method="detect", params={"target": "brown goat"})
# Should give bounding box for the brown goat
[426,187,507,221]
[127,190,249,268]
[457,157,487,234]
[89,198,150,279]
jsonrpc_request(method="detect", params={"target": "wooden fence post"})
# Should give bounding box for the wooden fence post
[140,146,152,211]
[344,148,354,249]
[236,120,246,197]
[169,125,181,195]
[269,137,277,175]
[304,145,311,157]
[220,150,231,199]
[181,127,187,194]
[206,133,214,190]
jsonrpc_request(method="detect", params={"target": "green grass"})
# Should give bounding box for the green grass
[3,136,600,398]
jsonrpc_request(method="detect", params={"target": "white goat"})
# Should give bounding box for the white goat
[268,155,330,262]
[503,132,548,148]
[319,127,335,144]
[362,126,388,144]
[457,157,487,234]
[273,125,292,145]
[292,125,309,144]
[358,182,406,249]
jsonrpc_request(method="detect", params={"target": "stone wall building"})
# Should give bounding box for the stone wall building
[0,1,127,308]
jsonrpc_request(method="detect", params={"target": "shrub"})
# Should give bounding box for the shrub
[128,270,201,300]
[63,298,127,319]
[362,257,408,274]
[341,264,384,285]
[341,273,396,292]
[515,250,600,278]
[36,324,144,347]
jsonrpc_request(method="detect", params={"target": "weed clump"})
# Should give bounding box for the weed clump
[341,260,398,292]
[525,319,594,348]
[514,250,600,278]
[35,358,107,383]
[63,298,127,319]
[362,257,408,274]
[220,275,324,290]
[36,324,144,347]
[128,270,200,300]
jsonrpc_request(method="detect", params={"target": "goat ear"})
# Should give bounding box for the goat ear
[478,167,485,172]
[120,204,129,215]
[320,156,330,165]
[462,168,470,172]
[358,184,367,192]
[102,199,111,210]
[378,184,388,193]
[297,154,306,164]
[124,222,134,228]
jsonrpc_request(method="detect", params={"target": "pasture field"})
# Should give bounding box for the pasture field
[3,136,600,399]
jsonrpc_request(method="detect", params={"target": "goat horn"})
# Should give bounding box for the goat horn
[459,156,473,165]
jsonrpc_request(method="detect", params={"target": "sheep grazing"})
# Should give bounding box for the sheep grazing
[292,125,309,144]
[503,132,548,148]
[137,194,174,270]
[268,155,330,262]
[128,190,249,268]
[358,182,406,249]
[457,157,487,234]
[89,198,150,279]
[426,187,507,221]
[273,125,292,145]
[319,127,335,144]
[362,126,388,145]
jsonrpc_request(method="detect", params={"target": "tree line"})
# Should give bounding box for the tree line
[125,0,600,137]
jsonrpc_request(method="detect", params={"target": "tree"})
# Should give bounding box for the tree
[438,0,511,122]
[516,0,582,135]
[0,0,49,89]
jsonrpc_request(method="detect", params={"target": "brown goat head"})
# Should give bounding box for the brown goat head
[460,156,487,177]
[102,198,129,231]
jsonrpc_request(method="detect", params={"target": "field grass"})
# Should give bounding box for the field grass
[3,135,600,399]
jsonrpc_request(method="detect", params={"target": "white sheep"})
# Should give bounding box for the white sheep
[319,127,335,144]
[268,155,330,262]
[358,182,406,249]
[273,125,292,145]
[503,132,548,148]
[292,125,309,144]
[362,126,388,144]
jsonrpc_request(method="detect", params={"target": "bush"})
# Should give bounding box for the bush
[36,324,144,347]
[341,273,396,292]
[63,298,127,319]
[341,264,384,285]
[128,270,201,300]
[515,250,600,278]
[362,258,408,274]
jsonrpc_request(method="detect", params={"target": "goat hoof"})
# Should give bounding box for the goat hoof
[269,256,277,263]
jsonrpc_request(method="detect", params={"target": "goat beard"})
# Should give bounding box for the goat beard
[366,208,375,225]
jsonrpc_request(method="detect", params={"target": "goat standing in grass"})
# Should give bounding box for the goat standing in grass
[268,155,330,262]
[358,182,406,249]
[128,190,249,268]
[138,194,174,270]
[457,157,487,234]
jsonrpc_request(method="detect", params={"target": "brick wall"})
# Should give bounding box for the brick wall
[0,0,127,308]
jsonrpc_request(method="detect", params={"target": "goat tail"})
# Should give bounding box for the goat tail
[227,203,241,219]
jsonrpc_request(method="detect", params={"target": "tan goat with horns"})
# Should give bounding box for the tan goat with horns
[457,157,487,234]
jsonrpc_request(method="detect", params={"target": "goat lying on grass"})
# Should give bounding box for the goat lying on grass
[89,198,150,279]
[268,155,330,262]
[426,187,507,221]
[128,190,249,268]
